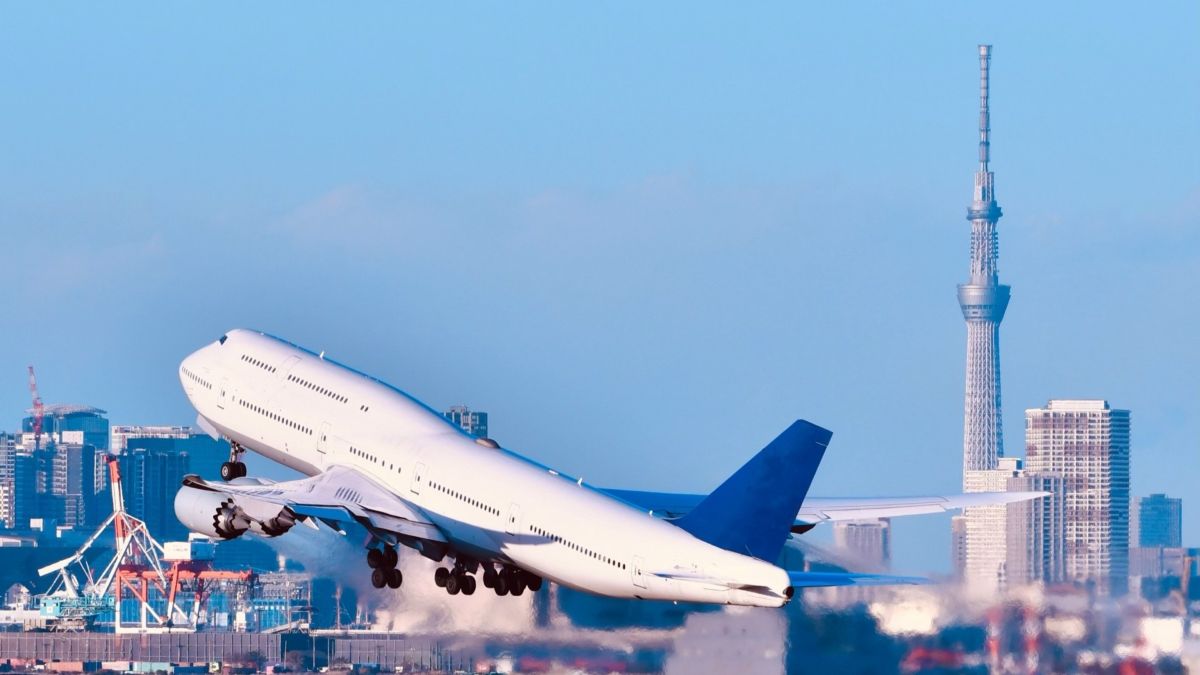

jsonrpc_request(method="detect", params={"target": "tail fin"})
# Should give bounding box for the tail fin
[674,419,831,562]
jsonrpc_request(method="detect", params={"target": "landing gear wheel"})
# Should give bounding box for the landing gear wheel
[383,547,398,569]
[371,568,387,589]
[220,462,237,481]
[446,574,461,595]
[386,568,403,589]
[461,576,476,595]
[493,574,509,596]
[508,571,526,596]
[482,568,497,588]
[434,567,450,588]
[526,574,543,592]
[367,549,384,569]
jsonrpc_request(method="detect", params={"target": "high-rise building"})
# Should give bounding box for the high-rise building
[111,425,195,454]
[957,45,1013,592]
[832,519,891,570]
[0,433,14,528]
[117,429,230,539]
[963,457,1023,590]
[1133,493,1182,548]
[23,405,109,450]
[1006,471,1066,586]
[444,405,488,438]
[1025,400,1130,594]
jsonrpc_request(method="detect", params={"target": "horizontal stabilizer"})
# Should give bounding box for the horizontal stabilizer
[787,570,928,588]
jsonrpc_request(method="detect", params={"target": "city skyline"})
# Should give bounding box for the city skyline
[0,3,1196,574]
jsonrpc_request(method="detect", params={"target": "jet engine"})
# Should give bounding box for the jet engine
[174,486,298,540]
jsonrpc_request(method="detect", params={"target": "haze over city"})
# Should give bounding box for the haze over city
[1,0,1196,584]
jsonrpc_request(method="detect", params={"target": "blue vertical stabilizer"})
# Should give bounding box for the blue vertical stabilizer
[673,419,831,562]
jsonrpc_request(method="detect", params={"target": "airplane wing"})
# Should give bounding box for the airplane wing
[602,488,1047,531]
[181,465,447,544]
[650,568,926,589]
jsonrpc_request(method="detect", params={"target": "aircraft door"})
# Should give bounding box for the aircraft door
[632,556,647,589]
[411,462,425,495]
[505,503,522,535]
[317,422,331,454]
[217,378,229,410]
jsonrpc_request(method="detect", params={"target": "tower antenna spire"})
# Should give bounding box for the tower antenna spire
[978,44,992,172]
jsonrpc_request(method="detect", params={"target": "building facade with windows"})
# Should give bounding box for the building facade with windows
[1024,400,1130,594]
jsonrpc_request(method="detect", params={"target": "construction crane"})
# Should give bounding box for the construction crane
[36,456,255,633]
[27,365,44,449]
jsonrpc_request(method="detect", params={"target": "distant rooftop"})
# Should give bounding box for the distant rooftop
[23,404,107,417]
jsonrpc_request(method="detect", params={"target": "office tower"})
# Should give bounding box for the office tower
[951,516,967,580]
[111,425,195,454]
[1133,493,1182,548]
[0,433,14,528]
[1025,400,1130,594]
[50,440,103,529]
[832,519,891,570]
[10,451,37,530]
[118,429,230,539]
[1006,472,1066,585]
[444,405,488,438]
[963,457,1023,590]
[23,405,109,450]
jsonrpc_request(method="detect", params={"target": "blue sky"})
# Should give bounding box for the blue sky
[1,3,1196,573]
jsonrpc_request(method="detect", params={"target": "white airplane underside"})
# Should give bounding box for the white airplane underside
[174,329,1044,606]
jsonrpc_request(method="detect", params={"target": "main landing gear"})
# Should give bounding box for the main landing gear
[480,565,542,597]
[220,441,248,481]
[434,563,477,596]
[367,546,403,589]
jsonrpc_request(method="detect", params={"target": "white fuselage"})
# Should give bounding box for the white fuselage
[179,329,791,606]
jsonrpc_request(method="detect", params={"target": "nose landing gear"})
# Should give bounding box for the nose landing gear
[220,441,248,481]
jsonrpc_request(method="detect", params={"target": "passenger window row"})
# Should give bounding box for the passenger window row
[241,354,277,374]
[429,481,500,516]
[287,373,348,403]
[238,398,313,436]
[531,525,626,569]
[182,367,212,391]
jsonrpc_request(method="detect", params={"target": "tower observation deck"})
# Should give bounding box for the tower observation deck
[958,44,1010,485]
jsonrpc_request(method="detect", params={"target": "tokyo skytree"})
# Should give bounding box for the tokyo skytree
[957,45,1010,487]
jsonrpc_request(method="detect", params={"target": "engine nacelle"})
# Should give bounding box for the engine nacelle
[174,486,298,540]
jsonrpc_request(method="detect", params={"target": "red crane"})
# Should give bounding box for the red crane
[27,365,45,450]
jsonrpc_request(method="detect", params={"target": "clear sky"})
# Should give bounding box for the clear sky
[1,3,1196,573]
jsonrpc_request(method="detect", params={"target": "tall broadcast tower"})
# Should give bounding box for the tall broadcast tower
[958,45,1010,488]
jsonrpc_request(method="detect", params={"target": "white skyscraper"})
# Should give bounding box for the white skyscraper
[1025,400,1130,594]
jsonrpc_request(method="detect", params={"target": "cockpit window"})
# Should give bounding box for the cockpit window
[219,334,228,345]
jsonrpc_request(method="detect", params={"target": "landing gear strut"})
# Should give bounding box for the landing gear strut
[367,546,402,589]
[220,441,248,481]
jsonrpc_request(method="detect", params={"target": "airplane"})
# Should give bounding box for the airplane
[174,329,1043,607]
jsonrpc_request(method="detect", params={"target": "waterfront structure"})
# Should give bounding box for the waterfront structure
[1132,493,1182,548]
[832,519,891,570]
[444,405,488,438]
[1025,400,1130,593]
